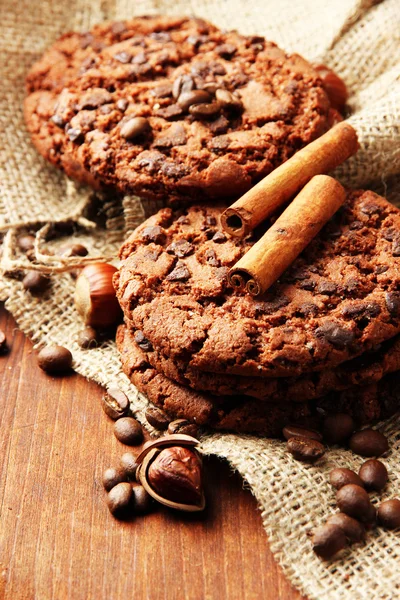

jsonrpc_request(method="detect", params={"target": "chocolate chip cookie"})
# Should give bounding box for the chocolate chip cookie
[25,16,333,201]
[131,330,400,402]
[114,190,400,378]
[24,16,212,187]
[117,326,400,436]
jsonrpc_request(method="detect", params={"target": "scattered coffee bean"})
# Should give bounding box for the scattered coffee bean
[0,329,7,354]
[58,243,88,258]
[287,437,325,463]
[329,468,364,490]
[120,117,150,140]
[349,429,389,457]
[177,90,212,111]
[336,484,375,523]
[114,417,143,445]
[215,88,243,110]
[326,513,366,543]
[359,459,388,491]
[107,482,133,518]
[120,452,139,480]
[78,326,99,349]
[312,523,347,559]
[323,413,354,444]
[17,234,35,252]
[102,387,129,420]
[133,485,152,514]
[167,419,199,438]
[22,271,50,295]
[145,406,170,430]
[102,467,127,492]
[189,102,221,119]
[37,345,73,374]
[377,499,400,530]
[282,425,322,443]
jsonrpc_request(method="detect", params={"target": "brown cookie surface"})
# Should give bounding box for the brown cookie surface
[115,190,400,378]
[25,16,333,201]
[117,326,400,436]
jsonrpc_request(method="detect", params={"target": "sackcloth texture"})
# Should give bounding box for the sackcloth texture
[1,0,400,598]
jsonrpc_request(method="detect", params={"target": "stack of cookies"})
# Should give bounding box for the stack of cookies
[25,16,400,436]
[114,193,400,436]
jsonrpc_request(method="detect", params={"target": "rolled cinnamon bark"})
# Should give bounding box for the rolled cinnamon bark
[228,175,346,296]
[221,122,358,238]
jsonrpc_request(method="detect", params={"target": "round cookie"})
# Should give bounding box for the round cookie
[117,326,400,436]
[114,190,400,378]
[24,16,218,187]
[131,329,400,402]
[25,16,334,201]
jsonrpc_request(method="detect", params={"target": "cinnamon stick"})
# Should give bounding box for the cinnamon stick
[228,175,346,297]
[221,122,357,238]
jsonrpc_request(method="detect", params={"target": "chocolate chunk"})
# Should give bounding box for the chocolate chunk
[299,279,316,291]
[212,231,226,243]
[392,236,400,256]
[78,88,113,109]
[141,225,166,245]
[51,114,65,128]
[166,239,194,258]
[315,321,354,349]
[161,162,188,178]
[215,89,243,111]
[155,104,184,119]
[385,292,400,316]
[150,31,171,42]
[132,52,147,64]
[152,83,173,98]
[316,280,337,295]
[205,248,220,267]
[172,75,195,100]
[215,43,237,58]
[134,330,153,352]
[209,115,230,134]
[360,202,384,216]
[66,127,83,143]
[166,262,191,281]
[116,98,129,112]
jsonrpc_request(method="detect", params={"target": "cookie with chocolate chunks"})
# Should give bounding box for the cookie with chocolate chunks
[114,190,400,378]
[116,325,400,435]
[25,16,333,202]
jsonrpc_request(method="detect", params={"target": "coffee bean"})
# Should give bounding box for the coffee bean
[107,482,133,518]
[359,459,388,491]
[23,271,50,295]
[377,499,400,530]
[37,345,73,374]
[215,88,243,110]
[189,102,221,119]
[349,429,389,457]
[120,452,139,480]
[287,437,325,463]
[312,524,347,559]
[145,407,170,430]
[329,468,364,490]
[116,98,129,112]
[78,326,99,349]
[336,484,375,523]
[172,74,195,99]
[17,234,35,252]
[133,485,152,514]
[326,513,365,543]
[102,387,129,420]
[120,117,150,140]
[282,425,322,443]
[58,243,88,258]
[102,467,127,491]
[177,90,212,111]
[167,419,199,437]
[114,417,143,445]
[323,414,354,444]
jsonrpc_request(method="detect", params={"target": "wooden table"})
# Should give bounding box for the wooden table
[0,304,303,600]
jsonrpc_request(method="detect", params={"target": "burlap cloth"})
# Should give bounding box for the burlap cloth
[1,0,400,598]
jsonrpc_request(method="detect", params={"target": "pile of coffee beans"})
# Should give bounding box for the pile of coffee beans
[284,414,390,464]
[103,452,152,518]
[312,454,400,559]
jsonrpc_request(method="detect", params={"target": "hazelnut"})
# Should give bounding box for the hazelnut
[147,446,203,506]
[74,263,121,328]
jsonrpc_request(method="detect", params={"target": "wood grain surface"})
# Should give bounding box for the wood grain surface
[0,304,304,600]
